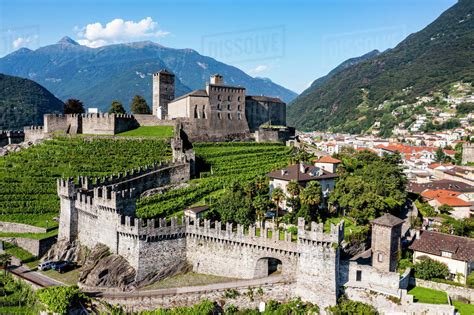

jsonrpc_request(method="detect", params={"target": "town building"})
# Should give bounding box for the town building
[267,163,338,211]
[410,230,474,284]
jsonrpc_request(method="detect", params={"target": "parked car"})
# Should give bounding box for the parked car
[51,261,67,271]
[56,261,76,274]
[38,261,55,271]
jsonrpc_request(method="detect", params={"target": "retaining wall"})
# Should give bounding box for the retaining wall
[410,278,474,302]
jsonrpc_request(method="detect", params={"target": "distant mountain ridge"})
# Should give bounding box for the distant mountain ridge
[288,0,474,134]
[0,38,297,112]
[297,49,380,99]
[0,73,64,129]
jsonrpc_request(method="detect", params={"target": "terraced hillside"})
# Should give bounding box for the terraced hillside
[0,137,171,227]
[137,142,293,218]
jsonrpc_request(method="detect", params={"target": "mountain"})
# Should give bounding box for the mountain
[297,49,380,99]
[288,0,474,134]
[0,38,297,111]
[0,73,64,129]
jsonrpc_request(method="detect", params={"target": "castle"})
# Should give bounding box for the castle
[152,71,289,141]
[55,134,415,309]
[26,71,293,143]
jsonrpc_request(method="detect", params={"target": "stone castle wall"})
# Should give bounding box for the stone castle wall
[44,113,138,135]
[23,126,47,142]
[462,143,474,164]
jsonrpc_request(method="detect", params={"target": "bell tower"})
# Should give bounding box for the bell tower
[153,69,175,119]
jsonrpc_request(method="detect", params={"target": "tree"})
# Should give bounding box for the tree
[327,298,378,315]
[130,95,151,114]
[271,187,286,223]
[64,98,85,114]
[435,147,445,162]
[300,181,322,220]
[108,100,126,114]
[253,195,271,222]
[414,257,450,280]
[286,180,301,197]
[0,252,11,278]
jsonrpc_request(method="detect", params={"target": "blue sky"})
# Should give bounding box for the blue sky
[0,0,456,93]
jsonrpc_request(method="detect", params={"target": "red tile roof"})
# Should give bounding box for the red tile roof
[313,156,342,164]
[421,189,471,207]
[410,230,474,262]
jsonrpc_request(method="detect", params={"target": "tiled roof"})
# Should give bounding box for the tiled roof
[410,230,474,262]
[171,89,208,102]
[267,164,338,182]
[408,179,474,194]
[421,189,471,207]
[313,156,342,164]
[371,213,404,227]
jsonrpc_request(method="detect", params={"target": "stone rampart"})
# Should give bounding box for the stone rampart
[24,126,47,142]
[0,236,56,257]
[0,221,47,234]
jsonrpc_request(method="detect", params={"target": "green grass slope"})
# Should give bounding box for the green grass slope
[0,137,171,226]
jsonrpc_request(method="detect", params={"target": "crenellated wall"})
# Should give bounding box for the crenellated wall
[43,113,138,135]
[23,126,47,142]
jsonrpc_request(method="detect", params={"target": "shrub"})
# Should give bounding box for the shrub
[36,286,87,314]
[326,298,378,314]
[414,257,450,280]
[467,272,474,288]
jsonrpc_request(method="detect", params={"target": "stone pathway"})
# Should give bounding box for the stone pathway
[10,264,64,288]
[96,274,289,299]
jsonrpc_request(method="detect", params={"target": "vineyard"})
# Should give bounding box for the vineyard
[136,142,293,218]
[0,137,171,227]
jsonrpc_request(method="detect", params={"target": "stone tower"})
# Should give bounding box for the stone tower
[153,70,175,119]
[370,213,404,272]
[57,178,78,242]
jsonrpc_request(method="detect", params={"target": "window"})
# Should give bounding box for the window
[356,270,362,281]
[202,105,206,119]
[237,112,241,120]
[237,96,241,102]
[217,103,221,110]
[228,113,232,120]
[218,94,222,101]
[441,251,452,258]
[227,104,231,111]
[218,112,222,119]
[378,253,383,262]
[228,95,232,101]
[194,105,199,119]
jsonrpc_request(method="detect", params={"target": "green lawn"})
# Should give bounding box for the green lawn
[116,126,174,137]
[0,228,58,240]
[3,242,38,265]
[0,213,59,229]
[40,268,81,286]
[408,286,448,304]
[453,301,474,315]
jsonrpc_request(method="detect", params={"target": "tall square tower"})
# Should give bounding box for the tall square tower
[370,213,404,272]
[153,70,175,119]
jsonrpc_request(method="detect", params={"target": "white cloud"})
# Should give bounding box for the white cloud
[75,17,169,48]
[248,64,270,75]
[12,35,38,49]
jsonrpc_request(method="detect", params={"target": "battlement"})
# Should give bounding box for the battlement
[113,216,343,253]
[24,126,44,131]
[297,218,344,245]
